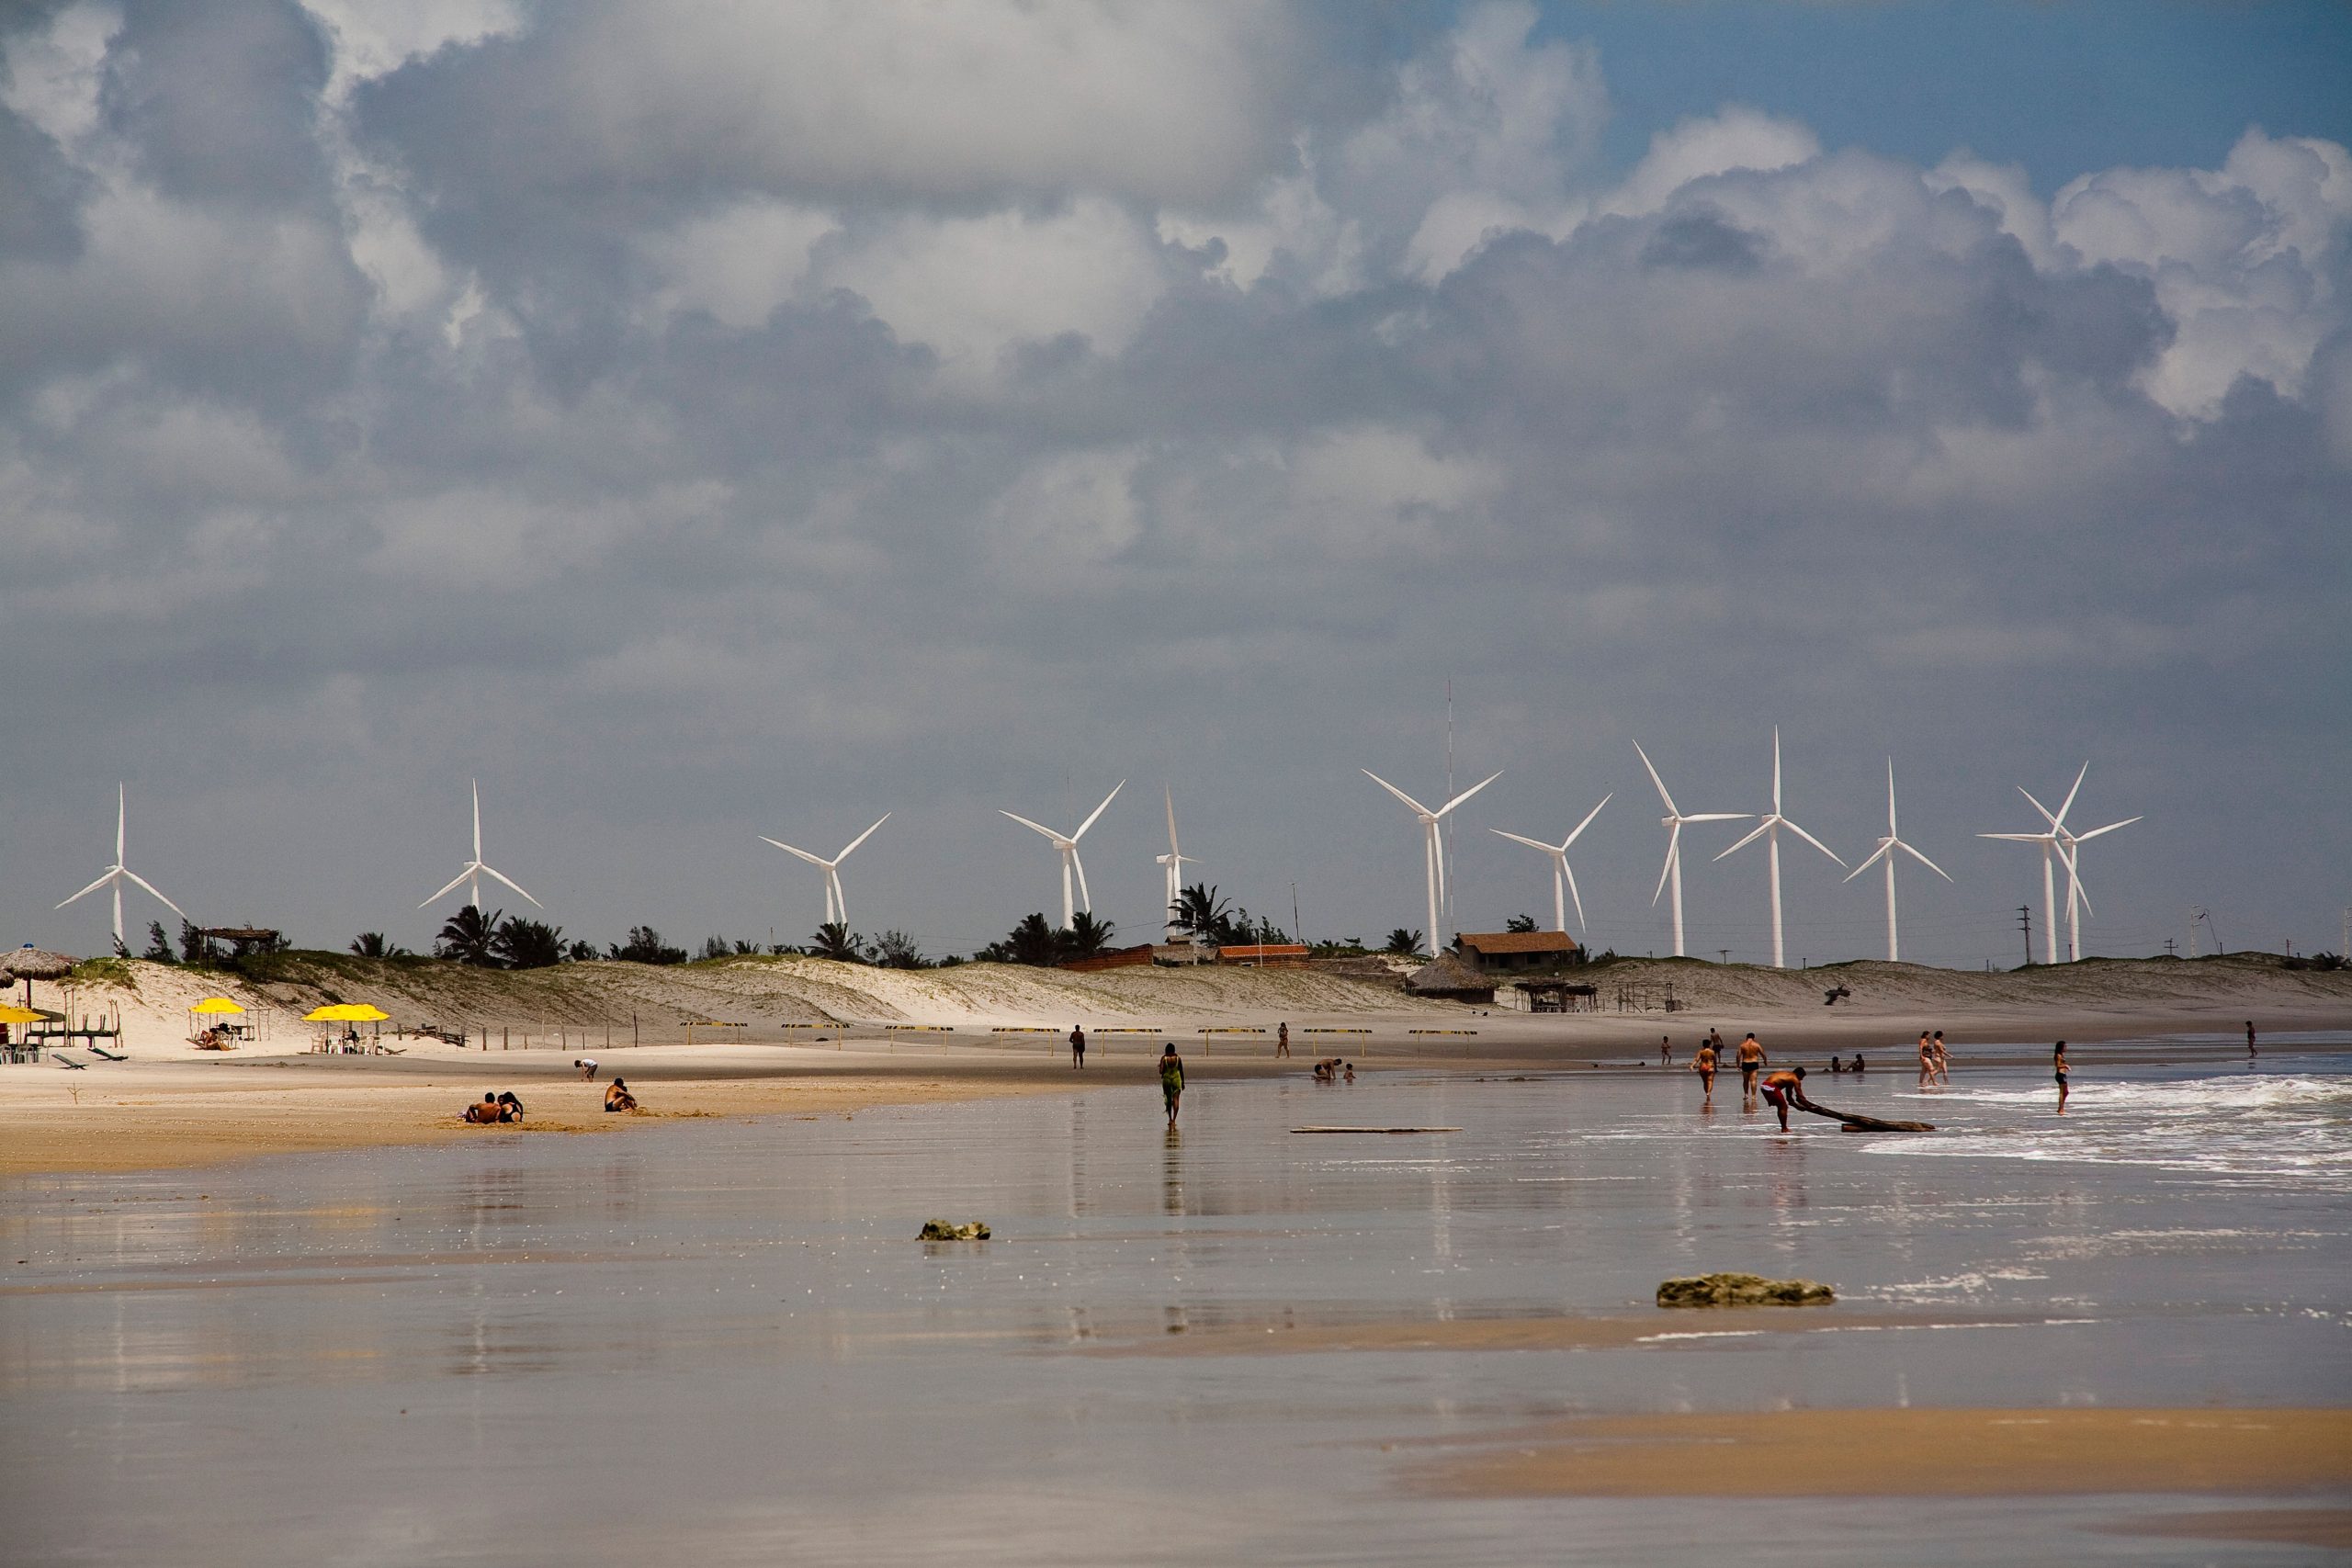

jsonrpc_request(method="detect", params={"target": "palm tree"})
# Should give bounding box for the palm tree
[1383,928,1425,958]
[349,931,413,959]
[809,921,864,962]
[436,906,503,966]
[493,917,565,970]
[1174,883,1233,942]
[1064,910,1116,958]
[1004,913,1060,966]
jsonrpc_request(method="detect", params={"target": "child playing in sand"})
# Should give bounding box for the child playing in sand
[574,1057,597,1081]
[604,1077,638,1113]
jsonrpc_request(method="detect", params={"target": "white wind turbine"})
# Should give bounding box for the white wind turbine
[1634,742,1749,958]
[1981,763,2088,965]
[1842,760,1951,963]
[762,813,890,930]
[1713,728,1845,968]
[1001,782,1124,929]
[57,784,187,952]
[1155,787,1198,941]
[2024,769,2140,963]
[1490,794,1611,934]
[419,780,541,915]
[1362,767,1503,957]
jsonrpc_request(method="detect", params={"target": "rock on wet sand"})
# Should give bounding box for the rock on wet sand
[1656,1272,1835,1308]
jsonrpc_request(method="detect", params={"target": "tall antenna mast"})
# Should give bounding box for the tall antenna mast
[1443,680,1455,937]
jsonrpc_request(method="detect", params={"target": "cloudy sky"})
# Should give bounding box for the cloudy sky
[4,0,2347,969]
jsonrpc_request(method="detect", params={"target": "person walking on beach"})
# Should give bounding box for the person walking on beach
[1659,1035,1673,1066]
[1917,1032,1936,1089]
[1159,1043,1185,1127]
[2246,1021,2257,1060]
[2053,1041,2070,1114]
[1276,1021,1290,1058]
[1690,1037,1718,1103]
[1932,1031,1951,1084]
[1069,1024,1086,1069]
[1759,1066,1807,1132]
[1736,1033,1765,1104]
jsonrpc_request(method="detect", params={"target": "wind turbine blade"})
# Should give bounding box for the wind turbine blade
[1843,841,1895,881]
[1771,728,1782,816]
[2019,786,2060,829]
[421,868,475,908]
[1979,832,2051,843]
[1000,810,1066,843]
[1633,742,1678,815]
[1714,820,1772,860]
[1436,769,1504,818]
[1898,841,1954,881]
[1070,847,1092,913]
[1885,759,1898,837]
[1489,829,1554,852]
[2072,817,2142,843]
[835,813,890,861]
[761,837,833,869]
[1679,812,1751,824]
[829,869,848,928]
[57,871,118,908]
[1361,769,1434,818]
[1074,781,1125,840]
[1652,823,1681,907]
[2055,761,2088,829]
[479,864,543,908]
[1561,793,1611,849]
[119,868,187,920]
[471,779,483,861]
[1563,861,1588,932]
[1781,818,1846,867]
[116,784,127,861]
[1165,786,1180,861]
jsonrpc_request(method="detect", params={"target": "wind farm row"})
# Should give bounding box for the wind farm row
[51,731,2140,970]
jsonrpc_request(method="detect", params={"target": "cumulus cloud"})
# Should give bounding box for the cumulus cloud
[0,3,2345,964]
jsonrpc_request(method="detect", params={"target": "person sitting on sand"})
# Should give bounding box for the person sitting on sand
[1828,1055,1844,1074]
[1759,1066,1808,1133]
[1736,1034,1765,1103]
[1343,1062,1356,1083]
[574,1057,597,1081]
[462,1093,503,1124]
[496,1090,525,1122]
[604,1077,638,1113]
[1851,1053,1866,1074]
[2053,1041,2069,1114]
[1690,1039,1717,1102]
[1159,1043,1184,1127]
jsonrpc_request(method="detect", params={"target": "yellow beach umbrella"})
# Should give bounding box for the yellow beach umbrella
[305,1003,391,1022]
[0,1004,42,1026]
[191,997,244,1015]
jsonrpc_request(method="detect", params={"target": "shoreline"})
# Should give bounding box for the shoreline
[1,1025,2344,1179]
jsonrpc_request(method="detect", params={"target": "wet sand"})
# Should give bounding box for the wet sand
[1419,1407,2352,1497]
[2100,1507,2352,1550]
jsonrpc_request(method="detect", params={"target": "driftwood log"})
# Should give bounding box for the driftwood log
[1793,1092,1934,1133]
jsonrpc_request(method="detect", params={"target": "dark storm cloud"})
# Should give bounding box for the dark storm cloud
[0,2,2345,965]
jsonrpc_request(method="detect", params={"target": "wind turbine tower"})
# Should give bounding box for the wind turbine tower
[2024,769,2141,963]
[762,814,890,929]
[1490,794,1611,934]
[1362,767,1502,956]
[1713,728,1845,968]
[1001,782,1124,929]
[420,780,542,915]
[57,784,187,951]
[1843,760,1951,962]
[1633,743,1748,958]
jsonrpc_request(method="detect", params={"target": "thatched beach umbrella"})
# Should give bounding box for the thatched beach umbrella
[3,946,74,1009]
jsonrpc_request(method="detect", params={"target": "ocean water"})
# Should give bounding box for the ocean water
[3,1046,2346,1565]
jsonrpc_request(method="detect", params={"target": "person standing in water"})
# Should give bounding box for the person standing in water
[2246,1021,2257,1060]
[1690,1036,1718,1103]
[1759,1066,1807,1132]
[2053,1040,2070,1113]
[1159,1042,1185,1127]
[1659,1035,1673,1066]
[1069,1024,1086,1069]
[1736,1033,1766,1104]
[1276,1021,1290,1059]
[1932,1030,1951,1084]
[1917,1032,1937,1089]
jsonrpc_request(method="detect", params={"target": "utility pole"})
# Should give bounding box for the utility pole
[2165,938,2176,957]
[2188,907,2200,959]
[2018,905,2033,968]
[1719,950,1731,964]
